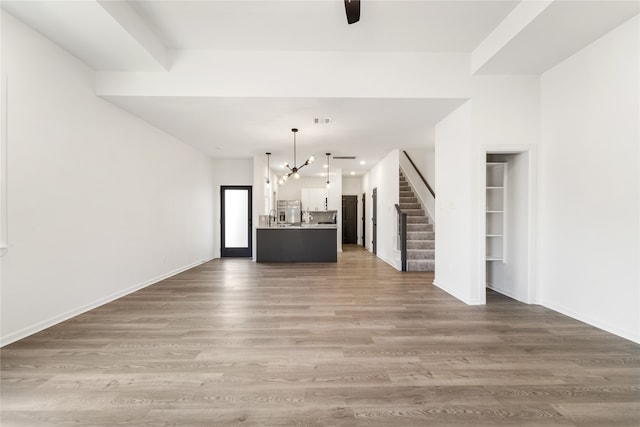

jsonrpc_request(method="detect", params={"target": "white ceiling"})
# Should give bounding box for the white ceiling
[475,0,640,74]
[130,0,519,52]
[3,0,637,177]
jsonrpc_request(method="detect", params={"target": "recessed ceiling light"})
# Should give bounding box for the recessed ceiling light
[350,171,356,175]
[360,160,366,165]
[323,164,328,169]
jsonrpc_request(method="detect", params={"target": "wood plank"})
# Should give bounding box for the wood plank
[1,245,638,426]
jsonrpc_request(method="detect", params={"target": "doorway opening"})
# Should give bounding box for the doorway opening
[483,151,534,303]
[221,186,252,257]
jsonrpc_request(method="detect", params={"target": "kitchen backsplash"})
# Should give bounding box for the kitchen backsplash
[302,210,337,224]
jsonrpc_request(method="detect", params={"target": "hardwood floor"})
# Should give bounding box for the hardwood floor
[2,245,639,426]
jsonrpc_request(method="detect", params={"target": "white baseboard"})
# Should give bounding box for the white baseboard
[433,279,483,305]
[486,283,527,303]
[433,280,484,305]
[540,298,640,344]
[378,253,401,271]
[0,257,214,347]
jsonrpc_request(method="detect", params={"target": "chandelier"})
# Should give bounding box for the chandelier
[279,128,314,184]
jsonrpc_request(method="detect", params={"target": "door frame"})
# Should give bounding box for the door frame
[220,185,253,257]
[478,145,537,305]
[362,193,366,247]
[372,188,377,255]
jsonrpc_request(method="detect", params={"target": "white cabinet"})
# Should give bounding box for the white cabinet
[486,162,506,262]
[302,188,327,211]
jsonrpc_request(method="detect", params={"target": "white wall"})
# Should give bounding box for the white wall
[434,102,476,303]
[212,158,253,259]
[539,15,640,342]
[403,148,436,190]
[342,177,362,196]
[327,169,343,251]
[0,12,216,346]
[362,150,400,268]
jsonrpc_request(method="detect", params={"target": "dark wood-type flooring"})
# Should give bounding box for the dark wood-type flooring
[2,245,639,426]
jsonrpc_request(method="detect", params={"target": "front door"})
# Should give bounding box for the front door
[342,195,358,244]
[221,186,252,257]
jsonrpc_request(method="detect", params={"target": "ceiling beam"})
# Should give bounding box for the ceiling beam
[471,0,554,74]
[97,0,168,71]
[96,51,472,99]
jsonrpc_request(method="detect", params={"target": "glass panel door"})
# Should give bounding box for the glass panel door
[221,186,252,257]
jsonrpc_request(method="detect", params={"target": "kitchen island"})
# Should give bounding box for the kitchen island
[256,225,337,262]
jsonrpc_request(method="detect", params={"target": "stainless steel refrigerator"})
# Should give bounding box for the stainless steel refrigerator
[277,200,301,225]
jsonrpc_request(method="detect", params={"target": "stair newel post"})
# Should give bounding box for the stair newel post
[401,212,407,272]
[396,203,408,272]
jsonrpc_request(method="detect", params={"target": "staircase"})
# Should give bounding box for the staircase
[399,170,435,272]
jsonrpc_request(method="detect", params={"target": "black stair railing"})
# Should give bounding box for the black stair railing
[395,204,407,272]
[403,150,435,199]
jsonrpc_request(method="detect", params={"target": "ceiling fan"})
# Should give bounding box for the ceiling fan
[344,0,361,24]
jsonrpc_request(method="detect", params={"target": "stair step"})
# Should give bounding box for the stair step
[407,231,435,240]
[400,168,435,273]
[400,203,422,210]
[407,216,429,224]
[407,223,433,232]
[407,259,435,272]
[407,240,434,250]
[403,209,425,217]
[400,197,417,203]
[407,249,435,260]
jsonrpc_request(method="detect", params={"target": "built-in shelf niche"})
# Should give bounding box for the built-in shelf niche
[486,162,506,262]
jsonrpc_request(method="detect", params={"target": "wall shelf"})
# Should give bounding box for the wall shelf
[486,162,507,262]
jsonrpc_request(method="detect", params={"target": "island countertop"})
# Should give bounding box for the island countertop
[256,226,337,262]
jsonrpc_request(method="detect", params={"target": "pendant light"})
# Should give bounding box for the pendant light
[265,152,271,184]
[325,153,331,188]
[281,128,314,183]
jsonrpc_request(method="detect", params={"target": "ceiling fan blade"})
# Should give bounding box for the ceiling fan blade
[344,0,360,24]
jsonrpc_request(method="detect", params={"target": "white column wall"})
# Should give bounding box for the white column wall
[362,150,400,269]
[539,15,640,342]
[0,12,216,345]
[434,74,540,304]
[434,102,476,303]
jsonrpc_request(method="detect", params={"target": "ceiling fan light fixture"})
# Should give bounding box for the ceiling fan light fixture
[344,0,361,25]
